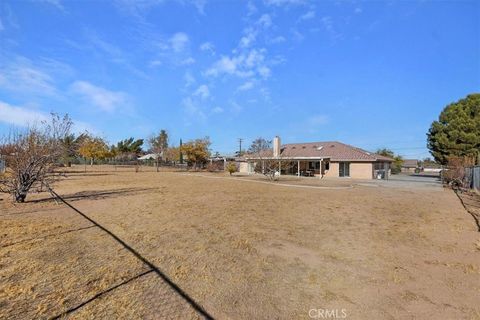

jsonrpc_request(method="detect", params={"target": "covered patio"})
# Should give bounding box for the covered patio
[244,157,331,178]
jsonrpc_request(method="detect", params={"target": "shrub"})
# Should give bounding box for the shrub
[226,162,237,175]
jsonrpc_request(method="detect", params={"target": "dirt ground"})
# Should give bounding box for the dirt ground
[1,165,479,319]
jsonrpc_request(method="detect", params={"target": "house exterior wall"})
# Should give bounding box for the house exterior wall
[350,162,373,179]
[239,162,254,173]
[324,161,372,179]
[324,162,339,177]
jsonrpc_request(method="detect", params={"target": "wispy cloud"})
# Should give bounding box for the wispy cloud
[184,71,196,87]
[0,101,48,127]
[268,35,286,44]
[299,10,315,21]
[150,31,195,67]
[70,81,128,112]
[237,81,254,91]
[170,32,189,52]
[193,84,210,99]
[200,41,215,55]
[182,96,207,122]
[0,100,96,133]
[37,0,66,11]
[264,0,305,6]
[0,56,59,97]
[205,48,270,79]
[321,16,342,39]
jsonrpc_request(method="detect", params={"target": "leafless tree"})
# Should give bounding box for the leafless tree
[0,114,73,202]
[248,137,293,181]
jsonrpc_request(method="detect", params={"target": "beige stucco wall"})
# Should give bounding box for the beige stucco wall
[239,162,255,173]
[324,162,339,178]
[323,161,372,179]
[350,162,373,179]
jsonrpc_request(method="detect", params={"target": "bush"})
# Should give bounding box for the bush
[226,162,237,175]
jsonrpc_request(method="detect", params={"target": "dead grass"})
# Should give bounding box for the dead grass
[0,165,479,319]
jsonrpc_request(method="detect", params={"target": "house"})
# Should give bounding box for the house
[401,159,419,173]
[243,136,393,179]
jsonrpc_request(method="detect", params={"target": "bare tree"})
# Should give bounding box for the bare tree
[0,114,73,202]
[148,130,169,172]
[248,137,293,180]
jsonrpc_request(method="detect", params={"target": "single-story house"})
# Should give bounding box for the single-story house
[401,159,419,173]
[242,136,393,179]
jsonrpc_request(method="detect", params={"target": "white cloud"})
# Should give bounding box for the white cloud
[321,16,341,39]
[264,0,305,6]
[170,32,189,52]
[237,81,254,91]
[184,71,196,87]
[258,66,271,78]
[38,0,66,11]
[299,10,315,21]
[0,100,95,133]
[205,56,240,77]
[180,57,195,65]
[193,84,210,99]
[150,31,194,67]
[257,14,272,28]
[70,81,127,112]
[0,101,48,127]
[239,28,257,48]
[191,0,207,14]
[246,1,257,16]
[200,41,215,54]
[354,7,362,14]
[205,49,268,79]
[182,96,206,121]
[0,57,58,96]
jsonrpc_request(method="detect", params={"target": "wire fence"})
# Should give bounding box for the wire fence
[465,166,480,191]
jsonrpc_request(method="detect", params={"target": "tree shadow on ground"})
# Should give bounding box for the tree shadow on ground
[27,187,159,203]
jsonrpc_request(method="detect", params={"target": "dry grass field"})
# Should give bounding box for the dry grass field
[1,165,479,319]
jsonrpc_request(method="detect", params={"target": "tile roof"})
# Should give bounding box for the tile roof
[402,159,419,168]
[246,141,393,162]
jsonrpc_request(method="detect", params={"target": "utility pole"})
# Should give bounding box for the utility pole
[238,138,243,156]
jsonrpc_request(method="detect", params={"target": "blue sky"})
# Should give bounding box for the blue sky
[0,0,478,158]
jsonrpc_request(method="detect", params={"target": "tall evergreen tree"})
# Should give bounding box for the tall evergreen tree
[427,94,480,165]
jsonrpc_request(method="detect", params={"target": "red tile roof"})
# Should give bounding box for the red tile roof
[246,141,393,162]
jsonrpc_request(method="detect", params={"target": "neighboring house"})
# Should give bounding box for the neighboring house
[243,136,393,179]
[138,153,161,161]
[401,159,419,173]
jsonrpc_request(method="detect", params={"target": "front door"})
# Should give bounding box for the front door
[339,162,350,177]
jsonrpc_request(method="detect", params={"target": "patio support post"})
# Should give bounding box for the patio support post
[262,160,265,174]
[278,161,281,176]
[297,160,300,177]
[319,159,322,179]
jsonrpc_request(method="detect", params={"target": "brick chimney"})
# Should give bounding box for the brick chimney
[273,136,281,158]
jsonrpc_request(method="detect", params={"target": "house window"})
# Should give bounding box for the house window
[325,161,330,170]
[339,162,350,177]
